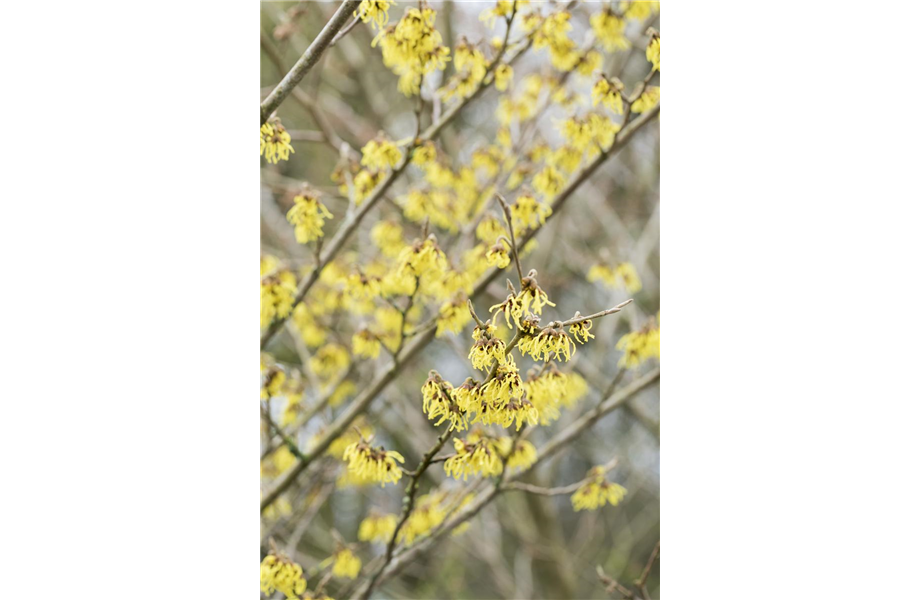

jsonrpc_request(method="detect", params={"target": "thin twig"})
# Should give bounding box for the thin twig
[260,1,362,124]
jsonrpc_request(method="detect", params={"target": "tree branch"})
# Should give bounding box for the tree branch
[260,1,362,125]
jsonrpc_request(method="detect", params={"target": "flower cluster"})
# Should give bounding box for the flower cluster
[361,136,403,171]
[468,322,507,371]
[343,439,406,487]
[286,187,333,244]
[355,0,393,30]
[518,325,575,362]
[373,5,451,96]
[616,314,660,369]
[590,8,630,53]
[632,86,660,114]
[441,37,488,101]
[592,75,625,115]
[524,364,588,425]
[358,512,398,543]
[588,262,643,293]
[511,193,553,232]
[260,552,306,599]
[259,270,297,328]
[422,370,467,432]
[571,466,628,511]
[647,29,660,71]
[352,328,382,359]
[260,117,294,164]
[331,547,362,579]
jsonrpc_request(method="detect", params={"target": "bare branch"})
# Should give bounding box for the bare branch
[260,1,363,124]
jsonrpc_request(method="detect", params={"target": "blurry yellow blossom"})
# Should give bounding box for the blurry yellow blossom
[592,76,625,115]
[309,343,350,379]
[511,193,553,230]
[361,137,403,171]
[620,0,659,22]
[631,86,660,114]
[590,9,630,53]
[533,165,566,199]
[331,548,362,579]
[260,553,306,599]
[353,329,382,359]
[588,262,642,293]
[260,117,294,164]
[286,189,333,244]
[358,512,398,542]
[616,316,660,368]
[494,63,513,91]
[437,296,472,338]
[292,304,326,347]
[373,6,451,96]
[261,268,297,329]
[261,365,286,401]
[397,493,448,544]
[572,467,627,511]
[647,30,660,71]
[370,220,405,258]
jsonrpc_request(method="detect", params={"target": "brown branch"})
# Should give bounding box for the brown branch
[358,428,453,600]
[260,1,362,124]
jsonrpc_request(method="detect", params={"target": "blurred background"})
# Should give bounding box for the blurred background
[261,2,659,598]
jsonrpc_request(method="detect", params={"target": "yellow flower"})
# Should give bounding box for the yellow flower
[370,220,405,258]
[444,436,504,480]
[494,63,513,91]
[436,296,472,338]
[590,9,630,53]
[358,512,398,542]
[490,293,524,329]
[309,343,350,379]
[631,86,660,114]
[647,30,660,71]
[351,169,386,205]
[571,468,627,511]
[260,553,307,599]
[353,329,381,359]
[576,50,602,78]
[260,118,294,164]
[511,193,553,231]
[616,317,660,369]
[468,323,507,371]
[412,141,437,166]
[286,190,333,244]
[519,327,575,362]
[592,76,625,115]
[486,241,511,269]
[373,6,451,96]
[361,137,403,171]
[476,216,507,243]
[355,0,393,30]
[261,269,297,329]
[479,0,527,28]
[518,273,556,316]
[569,319,595,344]
[397,236,448,278]
[322,418,374,459]
[620,0,659,22]
[505,439,537,472]
[533,165,566,199]
[331,548,362,579]
[588,262,642,293]
[549,145,583,174]
[261,365,286,401]
[397,493,448,544]
[292,304,326,347]
[343,440,406,487]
